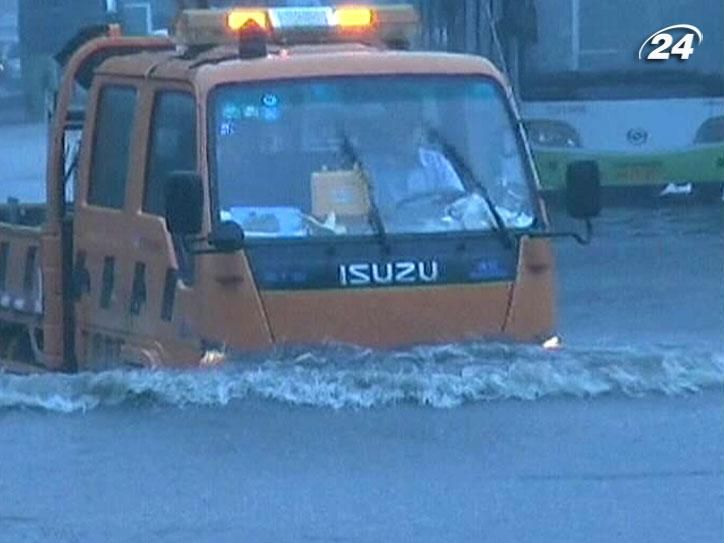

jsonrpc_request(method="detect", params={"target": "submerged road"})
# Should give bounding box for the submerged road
[1,391,722,543]
[0,122,722,542]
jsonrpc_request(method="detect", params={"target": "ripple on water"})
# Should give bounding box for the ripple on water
[1,342,722,412]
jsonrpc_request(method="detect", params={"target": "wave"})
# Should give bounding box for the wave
[1,342,723,412]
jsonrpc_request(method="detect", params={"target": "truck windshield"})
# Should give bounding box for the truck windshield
[210,75,536,239]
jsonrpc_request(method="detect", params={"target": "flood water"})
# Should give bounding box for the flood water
[0,123,722,543]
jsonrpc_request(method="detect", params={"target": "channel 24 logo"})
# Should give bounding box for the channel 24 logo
[638,24,703,61]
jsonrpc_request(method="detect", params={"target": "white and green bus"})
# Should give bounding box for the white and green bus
[517,0,723,200]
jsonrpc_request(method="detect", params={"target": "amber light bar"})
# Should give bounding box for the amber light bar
[226,10,269,32]
[174,4,419,48]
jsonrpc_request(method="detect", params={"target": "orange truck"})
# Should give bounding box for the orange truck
[0,5,600,373]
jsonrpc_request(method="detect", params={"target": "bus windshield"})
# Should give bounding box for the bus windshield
[209,76,536,240]
[520,0,723,101]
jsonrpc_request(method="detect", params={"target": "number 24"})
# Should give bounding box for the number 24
[648,33,696,60]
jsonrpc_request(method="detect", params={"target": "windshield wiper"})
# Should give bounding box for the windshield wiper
[425,127,513,249]
[338,131,388,247]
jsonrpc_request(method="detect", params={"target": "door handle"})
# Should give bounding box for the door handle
[72,256,91,301]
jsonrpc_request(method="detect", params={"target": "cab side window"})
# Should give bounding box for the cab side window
[88,86,137,209]
[144,92,197,216]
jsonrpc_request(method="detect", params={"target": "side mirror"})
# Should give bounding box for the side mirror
[165,171,204,236]
[208,220,245,253]
[565,160,601,219]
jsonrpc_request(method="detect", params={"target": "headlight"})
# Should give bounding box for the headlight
[694,116,724,144]
[524,119,581,148]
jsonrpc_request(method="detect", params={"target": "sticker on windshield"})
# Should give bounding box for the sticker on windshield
[259,93,281,122]
[262,93,279,108]
[219,103,242,136]
[219,121,236,136]
[261,106,281,122]
[243,105,260,119]
[222,103,242,120]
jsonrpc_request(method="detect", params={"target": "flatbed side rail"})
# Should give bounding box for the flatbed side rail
[0,224,42,321]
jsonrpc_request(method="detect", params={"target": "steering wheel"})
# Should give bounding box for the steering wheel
[394,188,467,210]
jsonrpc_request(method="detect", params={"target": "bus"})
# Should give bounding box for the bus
[406,0,723,201]
[517,0,724,201]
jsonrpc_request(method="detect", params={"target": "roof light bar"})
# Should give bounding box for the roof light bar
[333,7,374,28]
[174,4,419,48]
[268,7,336,30]
[227,10,268,32]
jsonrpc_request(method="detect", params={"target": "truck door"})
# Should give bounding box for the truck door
[74,80,203,368]
[122,86,203,364]
[73,81,140,367]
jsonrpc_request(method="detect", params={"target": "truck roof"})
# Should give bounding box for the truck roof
[95,42,508,95]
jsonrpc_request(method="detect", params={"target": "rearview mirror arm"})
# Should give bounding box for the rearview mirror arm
[524,219,593,245]
[184,237,242,255]
[182,220,245,254]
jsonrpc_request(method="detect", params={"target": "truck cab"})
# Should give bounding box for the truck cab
[1,5,600,371]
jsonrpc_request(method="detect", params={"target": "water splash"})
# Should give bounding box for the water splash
[1,342,722,413]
